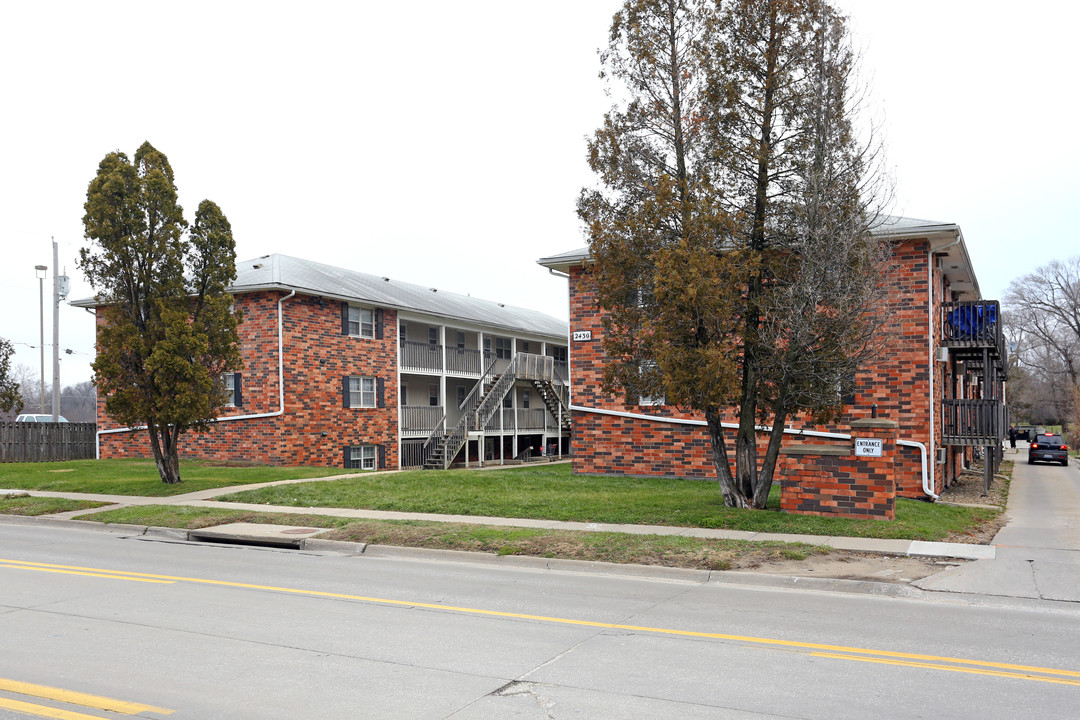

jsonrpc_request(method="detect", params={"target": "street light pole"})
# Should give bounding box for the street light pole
[51,238,66,423]
[35,264,47,415]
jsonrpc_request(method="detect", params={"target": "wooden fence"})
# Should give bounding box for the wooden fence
[0,422,97,463]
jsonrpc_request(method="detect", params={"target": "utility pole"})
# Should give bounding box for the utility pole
[35,264,47,415]
[51,238,69,422]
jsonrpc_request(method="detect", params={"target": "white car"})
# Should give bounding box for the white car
[15,414,69,423]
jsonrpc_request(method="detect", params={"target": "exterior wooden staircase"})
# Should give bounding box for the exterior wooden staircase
[421,353,569,470]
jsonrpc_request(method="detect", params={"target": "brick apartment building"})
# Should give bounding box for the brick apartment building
[539,216,1008,500]
[80,255,571,470]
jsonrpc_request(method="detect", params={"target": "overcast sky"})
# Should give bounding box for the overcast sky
[2,1,1076,390]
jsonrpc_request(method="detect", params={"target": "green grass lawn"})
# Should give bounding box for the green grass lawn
[73,506,830,571]
[0,458,354,496]
[0,495,109,516]
[214,462,999,542]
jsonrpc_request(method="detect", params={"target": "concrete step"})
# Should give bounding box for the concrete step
[188,523,329,549]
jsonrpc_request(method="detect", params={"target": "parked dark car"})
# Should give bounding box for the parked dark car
[1028,433,1069,466]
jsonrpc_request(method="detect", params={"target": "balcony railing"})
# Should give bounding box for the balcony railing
[446,347,482,375]
[552,359,569,383]
[400,439,427,468]
[941,300,1006,355]
[516,408,548,432]
[941,399,1006,446]
[485,410,515,432]
[400,405,442,435]
[400,341,442,372]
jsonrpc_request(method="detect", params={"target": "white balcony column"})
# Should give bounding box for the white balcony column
[440,325,446,375]
[511,384,518,460]
[439,325,447,418]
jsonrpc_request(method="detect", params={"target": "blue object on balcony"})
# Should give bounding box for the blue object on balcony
[948,304,996,339]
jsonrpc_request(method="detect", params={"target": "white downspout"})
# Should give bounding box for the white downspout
[928,234,962,499]
[96,289,297,457]
[568,404,930,497]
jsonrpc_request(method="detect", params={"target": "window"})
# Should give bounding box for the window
[222,372,242,408]
[347,376,376,408]
[346,445,377,470]
[502,391,513,409]
[456,385,466,407]
[492,336,512,359]
[639,392,665,406]
[428,383,439,407]
[346,306,375,338]
[456,331,465,349]
[521,341,530,353]
[428,327,438,346]
[522,389,530,409]
[638,362,664,406]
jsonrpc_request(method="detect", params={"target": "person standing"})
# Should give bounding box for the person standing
[1009,425,1018,450]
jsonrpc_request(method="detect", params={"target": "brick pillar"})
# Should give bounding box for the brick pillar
[779,418,898,520]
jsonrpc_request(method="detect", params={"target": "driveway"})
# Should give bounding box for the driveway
[916,444,1080,601]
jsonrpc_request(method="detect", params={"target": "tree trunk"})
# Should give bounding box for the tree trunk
[755,394,791,509]
[146,421,183,484]
[705,407,748,508]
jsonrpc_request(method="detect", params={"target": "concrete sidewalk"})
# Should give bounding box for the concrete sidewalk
[5,478,995,562]
[915,448,1080,602]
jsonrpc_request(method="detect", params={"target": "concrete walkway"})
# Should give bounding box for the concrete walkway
[915,446,1080,602]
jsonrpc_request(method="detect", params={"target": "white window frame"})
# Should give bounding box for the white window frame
[638,362,665,407]
[348,306,375,338]
[349,445,377,470]
[348,376,376,408]
[222,372,238,407]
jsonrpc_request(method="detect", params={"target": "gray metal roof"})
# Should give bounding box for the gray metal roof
[234,254,568,338]
[536,215,983,300]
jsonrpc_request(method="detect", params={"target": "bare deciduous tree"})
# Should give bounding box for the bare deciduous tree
[1005,257,1080,433]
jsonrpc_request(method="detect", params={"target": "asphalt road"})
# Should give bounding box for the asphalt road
[1,522,1079,719]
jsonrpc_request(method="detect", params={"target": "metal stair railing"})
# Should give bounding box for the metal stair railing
[425,353,563,469]
[419,415,447,468]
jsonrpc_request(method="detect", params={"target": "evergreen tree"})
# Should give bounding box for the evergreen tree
[580,0,889,508]
[80,142,241,484]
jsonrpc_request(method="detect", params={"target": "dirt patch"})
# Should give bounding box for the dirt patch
[739,550,963,582]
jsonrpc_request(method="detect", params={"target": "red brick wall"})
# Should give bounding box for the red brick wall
[567,237,956,497]
[97,291,400,469]
[779,421,897,520]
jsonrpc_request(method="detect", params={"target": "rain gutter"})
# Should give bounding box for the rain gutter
[95,290,297,457]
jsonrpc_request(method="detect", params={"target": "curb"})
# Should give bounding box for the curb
[0,514,950,597]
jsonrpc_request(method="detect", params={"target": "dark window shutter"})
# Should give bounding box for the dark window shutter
[343,376,351,408]
[376,377,385,408]
[233,373,243,407]
[843,373,857,405]
[377,444,386,470]
[343,446,352,469]
[341,302,350,335]
[375,308,384,339]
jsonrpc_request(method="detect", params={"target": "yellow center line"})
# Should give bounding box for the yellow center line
[3,557,1077,684]
[0,564,175,584]
[0,697,118,720]
[809,653,1080,687]
[0,678,173,716]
